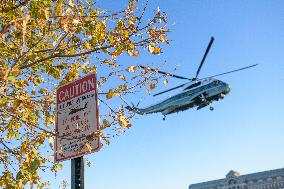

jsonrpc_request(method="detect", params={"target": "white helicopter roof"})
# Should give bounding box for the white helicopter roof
[182,78,216,91]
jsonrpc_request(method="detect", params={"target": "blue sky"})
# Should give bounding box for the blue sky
[48,0,284,188]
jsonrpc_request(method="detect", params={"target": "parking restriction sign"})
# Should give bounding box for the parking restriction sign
[55,74,100,162]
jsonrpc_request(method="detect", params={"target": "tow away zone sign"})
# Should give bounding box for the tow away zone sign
[55,74,100,162]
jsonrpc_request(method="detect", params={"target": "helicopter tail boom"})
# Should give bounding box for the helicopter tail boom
[125,106,146,115]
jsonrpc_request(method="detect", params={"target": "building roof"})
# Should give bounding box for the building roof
[189,168,284,189]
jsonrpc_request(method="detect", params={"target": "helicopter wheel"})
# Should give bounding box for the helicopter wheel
[209,106,214,111]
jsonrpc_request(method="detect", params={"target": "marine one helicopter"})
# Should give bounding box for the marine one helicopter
[126,37,258,120]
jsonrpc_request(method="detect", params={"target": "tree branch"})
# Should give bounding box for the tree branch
[20,45,114,69]
[0,140,19,155]
[1,0,29,12]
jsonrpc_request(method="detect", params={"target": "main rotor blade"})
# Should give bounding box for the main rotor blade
[195,36,215,78]
[200,64,258,80]
[139,65,191,80]
[153,83,187,96]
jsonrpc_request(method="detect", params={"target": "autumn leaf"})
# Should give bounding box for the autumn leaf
[126,66,135,72]
[118,116,129,128]
[11,67,22,76]
[163,79,168,85]
[69,0,74,7]
[103,119,111,127]
[153,47,161,55]
[44,9,50,20]
[55,0,62,15]
[84,42,92,50]
[106,89,114,99]
[7,75,15,82]
[119,75,126,81]
[133,50,139,57]
[84,143,92,152]
[159,34,166,42]
[150,83,156,90]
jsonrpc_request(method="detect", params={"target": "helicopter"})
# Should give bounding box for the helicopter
[69,102,88,115]
[126,37,258,120]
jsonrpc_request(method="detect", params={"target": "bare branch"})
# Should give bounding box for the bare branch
[20,45,114,69]
[0,139,19,155]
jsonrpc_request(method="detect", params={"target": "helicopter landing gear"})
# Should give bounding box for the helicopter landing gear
[200,93,206,102]
[209,106,214,111]
[163,115,166,121]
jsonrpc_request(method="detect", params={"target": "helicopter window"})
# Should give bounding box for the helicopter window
[213,80,219,86]
[184,81,202,90]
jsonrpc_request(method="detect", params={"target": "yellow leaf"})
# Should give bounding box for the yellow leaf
[129,2,136,9]
[129,43,135,50]
[26,154,30,165]
[69,0,74,7]
[32,148,38,156]
[90,65,97,73]
[163,79,168,85]
[84,143,92,152]
[65,69,80,81]
[106,89,114,99]
[123,84,128,90]
[44,9,50,20]
[55,0,62,15]
[126,66,135,72]
[119,75,126,81]
[153,47,161,55]
[127,50,133,56]
[84,42,91,50]
[118,116,129,128]
[11,67,22,76]
[22,14,30,35]
[7,75,15,82]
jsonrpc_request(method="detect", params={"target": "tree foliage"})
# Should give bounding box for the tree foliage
[0,0,169,187]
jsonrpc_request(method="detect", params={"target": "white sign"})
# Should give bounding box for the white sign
[55,74,100,162]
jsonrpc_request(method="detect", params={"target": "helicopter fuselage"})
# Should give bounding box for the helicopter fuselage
[127,37,257,118]
[127,79,230,116]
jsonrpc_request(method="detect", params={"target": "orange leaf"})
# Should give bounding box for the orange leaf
[159,34,166,42]
[133,50,139,57]
[150,83,155,90]
[153,47,161,55]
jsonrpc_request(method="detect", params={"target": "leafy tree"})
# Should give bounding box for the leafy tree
[0,0,169,188]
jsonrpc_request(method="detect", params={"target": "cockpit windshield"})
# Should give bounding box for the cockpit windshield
[184,81,202,90]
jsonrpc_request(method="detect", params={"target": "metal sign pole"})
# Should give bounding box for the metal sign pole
[71,156,84,189]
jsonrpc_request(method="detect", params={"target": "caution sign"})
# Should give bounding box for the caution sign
[55,74,100,162]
